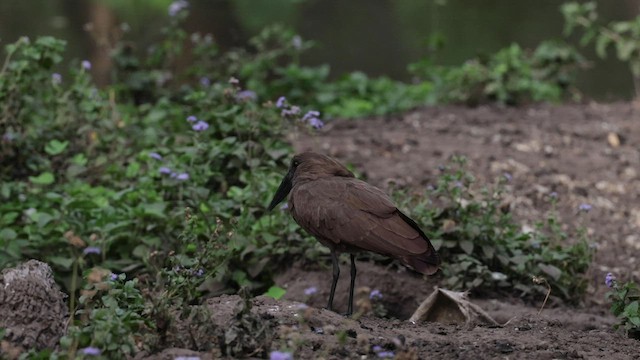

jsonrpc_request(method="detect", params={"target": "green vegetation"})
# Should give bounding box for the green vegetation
[562,1,640,96]
[0,2,612,358]
[606,274,640,340]
[395,157,592,303]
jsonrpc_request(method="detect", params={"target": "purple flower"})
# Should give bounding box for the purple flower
[80,347,101,356]
[236,90,257,101]
[302,110,320,122]
[110,273,119,281]
[269,351,293,360]
[228,77,239,85]
[304,286,318,296]
[292,35,302,49]
[276,96,287,108]
[149,152,163,160]
[83,246,101,255]
[168,0,188,16]
[159,167,172,175]
[281,106,301,117]
[372,345,383,352]
[308,117,324,129]
[195,268,204,277]
[579,203,592,212]
[605,273,616,288]
[200,77,211,87]
[295,303,308,310]
[549,191,558,199]
[369,289,382,300]
[454,181,463,188]
[176,172,189,181]
[192,120,209,131]
[280,203,289,211]
[503,172,513,182]
[377,351,395,358]
[81,60,91,70]
[52,73,62,85]
[186,115,198,122]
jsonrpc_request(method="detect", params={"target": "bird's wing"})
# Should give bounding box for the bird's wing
[291,178,430,257]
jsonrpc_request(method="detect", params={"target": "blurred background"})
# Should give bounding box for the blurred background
[0,0,636,100]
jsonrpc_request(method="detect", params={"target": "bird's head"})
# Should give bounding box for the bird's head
[267,152,354,210]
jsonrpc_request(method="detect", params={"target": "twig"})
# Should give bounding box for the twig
[532,276,551,315]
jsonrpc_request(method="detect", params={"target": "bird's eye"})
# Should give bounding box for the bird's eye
[292,160,300,167]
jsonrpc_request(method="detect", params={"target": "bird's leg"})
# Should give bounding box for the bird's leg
[347,253,356,316]
[327,250,340,311]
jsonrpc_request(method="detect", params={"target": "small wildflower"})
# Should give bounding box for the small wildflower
[308,117,324,129]
[370,289,382,300]
[269,351,293,360]
[83,246,101,255]
[579,203,592,212]
[295,303,308,310]
[281,106,301,117]
[292,35,302,49]
[159,167,172,175]
[81,60,91,70]
[438,165,446,172]
[302,110,320,122]
[549,191,558,199]
[236,90,257,101]
[503,172,513,182]
[605,272,616,288]
[170,172,178,178]
[186,115,198,122]
[200,77,211,87]
[110,273,119,281]
[304,286,318,296]
[80,347,101,356]
[192,120,209,131]
[280,203,289,211]
[454,181,463,188]
[176,172,189,181]
[276,96,287,108]
[168,0,188,16]
[372,345,383,352]
[51,73,62,85]
[149,152,163,160]
[228,77,239,85]
[377,351,395,358]
[195,268,204,277]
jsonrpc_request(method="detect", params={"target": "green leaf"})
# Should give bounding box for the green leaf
[538,263,562,281]
[624,301,639,316]
[264,285,286,300]
[460,240,474,254]
[44,140,69,155]
[0,228,17,241]
[141,202,166,218]
[49,256,74,270]
[29,172,55,185]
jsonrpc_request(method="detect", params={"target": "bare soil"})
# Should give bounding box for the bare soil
[153,102,640,359]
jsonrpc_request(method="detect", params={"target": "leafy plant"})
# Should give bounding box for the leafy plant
[562,1,640,96]
[605,273,640,340]
[396,157,592,303]
[409,40,585,105]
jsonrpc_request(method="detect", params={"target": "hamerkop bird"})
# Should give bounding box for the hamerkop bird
[268,152,440,315]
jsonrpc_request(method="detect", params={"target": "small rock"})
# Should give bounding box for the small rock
[0,260,68,356]
[607,132,620,148]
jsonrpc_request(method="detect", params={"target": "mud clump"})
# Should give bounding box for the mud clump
[0,260,68,357]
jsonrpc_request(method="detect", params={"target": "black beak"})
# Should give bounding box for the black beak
[268,169,293,211]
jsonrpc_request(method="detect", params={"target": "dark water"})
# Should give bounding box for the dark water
[0,0,637,100]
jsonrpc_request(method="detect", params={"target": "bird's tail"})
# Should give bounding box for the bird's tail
[402,251,440,275]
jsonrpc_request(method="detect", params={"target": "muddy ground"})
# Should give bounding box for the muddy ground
[153,102,640,359]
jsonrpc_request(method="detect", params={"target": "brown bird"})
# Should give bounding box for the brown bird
[268,152,440,315]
